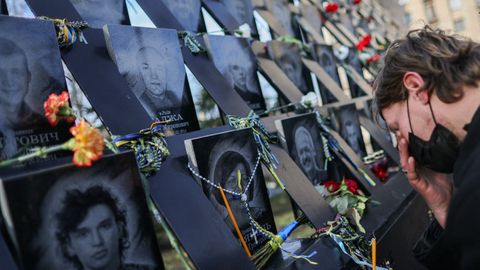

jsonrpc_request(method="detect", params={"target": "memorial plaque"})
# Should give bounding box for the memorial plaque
[68,0,130,28]
[159,0,202,32]
[104,25,199,133]
[330,104,367,158]
[0,15,71,160]
[346,48,367,98]
[299,3,322,34]
[267,41,310,94]
[315,44,342,103]
[0,0,5,15]
[0,152,164,270]
[264,0,295,36]
[204,35,266,113]
[276,113,328,186]
[218,0,256,33]
[185,128,276,254]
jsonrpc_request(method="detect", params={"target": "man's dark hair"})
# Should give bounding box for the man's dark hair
[55,186,129,269]
[373,26,480,117]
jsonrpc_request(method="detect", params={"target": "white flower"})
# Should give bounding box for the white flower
[300,91,318,108]
[238,23,251,38]
[334,45,349,61]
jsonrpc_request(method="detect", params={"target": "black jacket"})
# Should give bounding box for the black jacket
[414,106,480,269]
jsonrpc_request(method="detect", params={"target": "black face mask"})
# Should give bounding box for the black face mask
[407,99,460,173]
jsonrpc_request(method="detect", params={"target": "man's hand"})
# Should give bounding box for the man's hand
[398,134,453,228]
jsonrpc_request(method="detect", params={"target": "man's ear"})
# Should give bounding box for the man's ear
[403,72,429,104]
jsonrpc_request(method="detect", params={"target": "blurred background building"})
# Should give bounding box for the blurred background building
[400,0,480,41]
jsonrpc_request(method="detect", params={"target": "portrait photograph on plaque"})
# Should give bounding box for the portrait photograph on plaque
[315,44,342,104]
[185,128,276,254]
[159,0,202,32]
[346,48,367,98]
[264,0,295,36]
[330,104,367,158]
[0,152,164,270]
[0,15,72,160]
[267,40,311,94]
[218,0,256,35]
[204,34,267,113]
[69,0,130,28]
[275,113,328,186]
[299,2,323,36]
[104,25,199,134]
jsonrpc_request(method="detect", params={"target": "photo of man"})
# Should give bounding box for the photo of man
[0,16,71,160]
[292,125,325,185]
[268,41,308,93]
[105,25,199,133]
[1,153,163,270]
[204,35,266,112]
[188,129,276,253]
[135,46,180,113]
[266,0,294,36]
[161,0,201,32]
[279,114,328,186]
[219,0,255,31]
[69,0,128,28]
[0,37,41,158]
[337,104,367,158]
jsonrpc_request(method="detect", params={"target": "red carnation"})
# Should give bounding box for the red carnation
[353,0,362,5]
[356,34,372,51]
[324,180,341,192]
[325,2,339,13]
[366,54,381,64]
[344,179,359,194]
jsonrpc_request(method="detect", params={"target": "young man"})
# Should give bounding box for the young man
[373,26,480,269]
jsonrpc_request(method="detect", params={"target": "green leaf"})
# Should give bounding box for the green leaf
[345,208,366,234]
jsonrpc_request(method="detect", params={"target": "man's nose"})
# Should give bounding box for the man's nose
[150,70,159,79]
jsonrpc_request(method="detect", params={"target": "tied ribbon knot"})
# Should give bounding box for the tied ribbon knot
[38,16,88,47]
[113,122,170,177]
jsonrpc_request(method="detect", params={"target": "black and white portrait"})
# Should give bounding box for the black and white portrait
[346,49,366,98]
[69,0,129,28]
[299,3,323,35]
[265,0,295,36]
[315,44,341,103]
[104,25,199,133]
[268,41,309,94]
[281,114,328,186]
[1,153,163,270]
[316,45,341,85]
[0,16,71,159]
[187,129,276,253]
[204,35,266,112]
[219,0,255,31]
[160,0,202,32]
[332,104,367,158]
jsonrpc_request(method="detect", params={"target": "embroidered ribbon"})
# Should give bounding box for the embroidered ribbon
[227,111,286,190]
[178,31,206,54]
[315,216,390,270]
[38,16,88,47]
[112,122,170,177]
[276,35,310,54]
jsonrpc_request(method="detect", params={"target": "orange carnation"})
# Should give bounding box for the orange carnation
[69,120,104,167]
[44,91,76,126]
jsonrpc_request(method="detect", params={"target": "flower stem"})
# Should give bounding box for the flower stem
[0,139,74,168]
